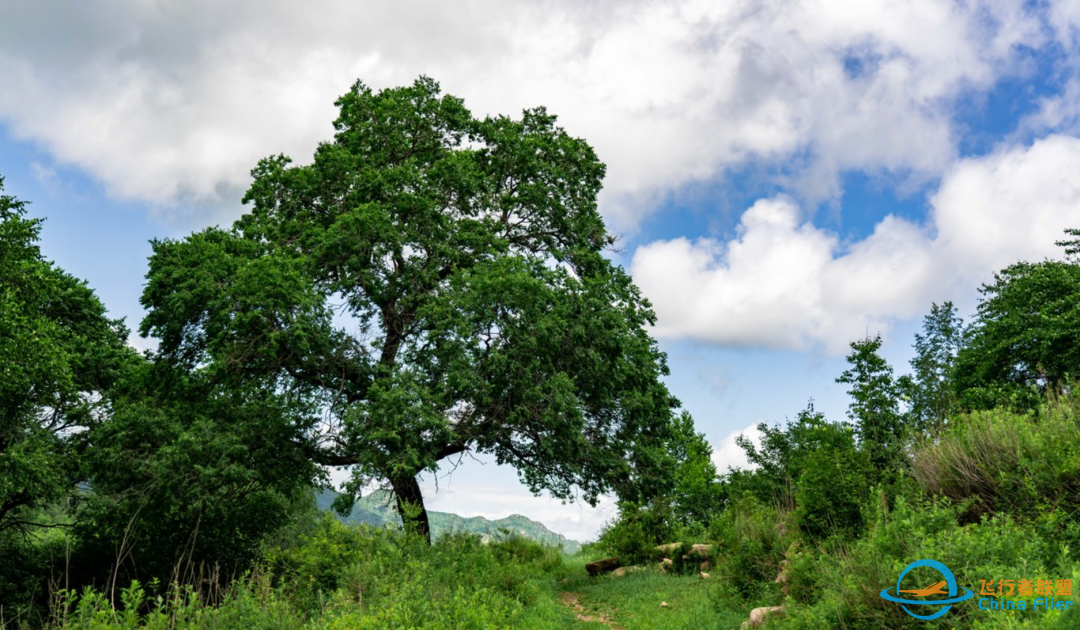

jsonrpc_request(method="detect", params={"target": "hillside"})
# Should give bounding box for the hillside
[315,489,583,554]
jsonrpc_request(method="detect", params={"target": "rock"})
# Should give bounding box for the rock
[700,560,711,571]
[689,543,713,556]
[660,601,669,608]
[740,606,785,629]
[657,558,673,572]
[585,556,621,577]
[611,565,643,577]
[655,542,714,559]
[699,571,710,579]
[774,560,789,584]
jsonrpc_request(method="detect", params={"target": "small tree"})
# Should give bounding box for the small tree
[141,78,681,542]
[955,236,1080,411]
[898,302,965,432]
[836,335,903,482]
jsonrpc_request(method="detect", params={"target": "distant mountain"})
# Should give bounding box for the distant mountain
[315,489,582,554]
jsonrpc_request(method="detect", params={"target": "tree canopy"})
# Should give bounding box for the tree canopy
[955,256,1080,410]
[0,176,131,534]
[140,77,681,541]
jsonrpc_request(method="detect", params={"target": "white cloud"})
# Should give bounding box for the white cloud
[0,0,1049,228]
[632,134,1080,352]
[711,422,763,472]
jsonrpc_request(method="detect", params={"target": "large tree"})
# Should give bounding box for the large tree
[141,77,681,541]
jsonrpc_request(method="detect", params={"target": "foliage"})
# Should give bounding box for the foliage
[48,520,584,630]
[663,411,724,529]
[0,175,131,533]
[73,361,322,587]
[791,430,869,541]
[836,335,905,483]
[0,174,133,615]
[138,77,682,541]
[898,301,965,433]
[707,495,788,602]
[595,498,679,564]
[779,497,1077,630]
[955,256,1080,412]
[595,411,723,562]
[910,397,1080,526]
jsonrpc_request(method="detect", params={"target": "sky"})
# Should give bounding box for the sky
[4,0,1080,542]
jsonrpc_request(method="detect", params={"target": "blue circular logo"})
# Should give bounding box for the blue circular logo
[879,559,975,620]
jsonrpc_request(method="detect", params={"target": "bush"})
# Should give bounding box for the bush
[779,496,1073,629]
[47,519,574,630]
[594,498,679,563]
[911,400,1080,523]
[708,495,789,602]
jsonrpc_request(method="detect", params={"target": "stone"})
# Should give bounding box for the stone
[611,565,643,577]
[699,571,710,579]
[740,605,785,629]
[585,556,621,577]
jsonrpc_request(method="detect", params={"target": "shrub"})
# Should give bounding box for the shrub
[911,401,1080,522]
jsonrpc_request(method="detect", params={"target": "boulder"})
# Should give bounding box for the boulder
[657,558,673,572]
[688,543,713,557]
[611,565,643,577]
[740,606,785,629]
[699,571,710,579]
[585,556,622,577]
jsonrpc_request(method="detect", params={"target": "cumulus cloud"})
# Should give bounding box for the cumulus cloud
[711,422,763,472]
[632,134,1080,352]
[0,0,1050,228]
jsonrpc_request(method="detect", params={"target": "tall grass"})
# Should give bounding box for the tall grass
[911,398,1080,521]
[41,519,580,630]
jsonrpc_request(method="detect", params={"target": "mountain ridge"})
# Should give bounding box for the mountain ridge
[315,489,583,553]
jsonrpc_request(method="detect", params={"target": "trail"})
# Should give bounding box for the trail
[559,591,624,629]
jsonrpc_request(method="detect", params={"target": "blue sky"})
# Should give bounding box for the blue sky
[4,0,1080,541]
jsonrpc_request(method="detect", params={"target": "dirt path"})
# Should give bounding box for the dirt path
[559,591,624,629]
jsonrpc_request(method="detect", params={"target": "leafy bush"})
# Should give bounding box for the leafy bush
[594,498,679,563]
[708,495,789,602]
[793,429,870,541]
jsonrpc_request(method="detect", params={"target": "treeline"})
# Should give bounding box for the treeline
[590,232,1080,629]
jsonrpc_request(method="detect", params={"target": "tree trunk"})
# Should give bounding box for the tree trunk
[390,474,431,544]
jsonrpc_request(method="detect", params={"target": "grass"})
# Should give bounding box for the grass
[555,555,751,630]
